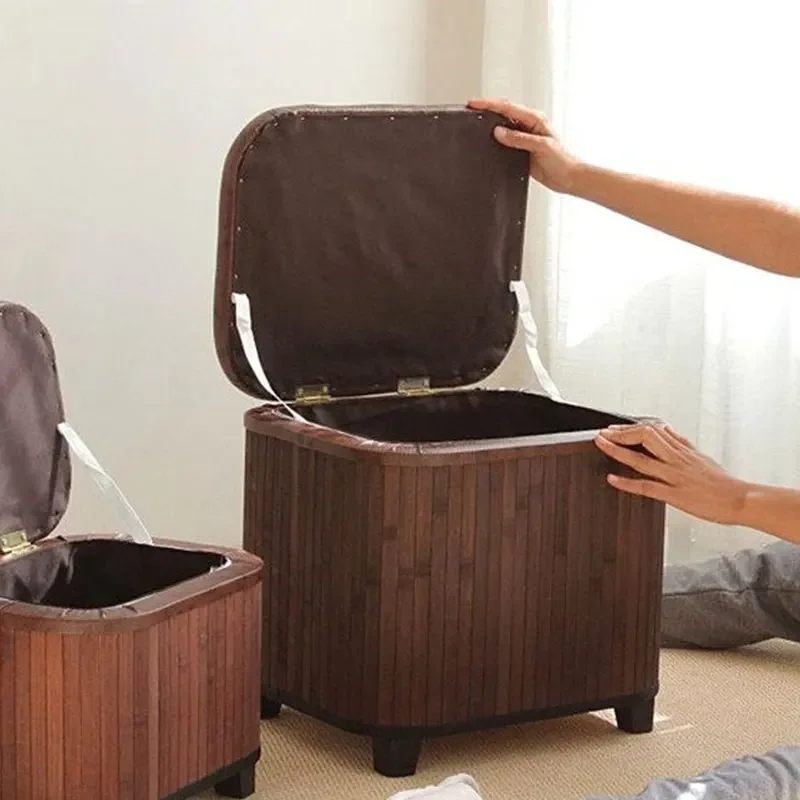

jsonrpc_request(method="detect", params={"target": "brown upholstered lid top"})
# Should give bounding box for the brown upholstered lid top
[0,303,71,543]
[214,104,530,402]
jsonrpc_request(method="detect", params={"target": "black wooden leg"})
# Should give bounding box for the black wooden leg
[615,696,655,734]
[215,763,256,798]
[372,736,423,777]
[260,694,281,719]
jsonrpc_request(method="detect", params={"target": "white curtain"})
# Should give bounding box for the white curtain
[480,0,800,563]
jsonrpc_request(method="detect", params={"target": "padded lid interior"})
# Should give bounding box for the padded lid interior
[215,104,531,401]
[0,304,70,543]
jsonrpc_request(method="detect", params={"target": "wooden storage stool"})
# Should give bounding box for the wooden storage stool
[213,105,666,777]
[0,302,263,799]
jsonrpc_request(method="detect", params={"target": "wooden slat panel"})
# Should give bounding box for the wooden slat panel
[206,599,222,776]
[521,457,544,711]
[599,475,620,698]
[577,457,595,702]
[187,608,200,788]
[377,466,400,726]
[561,455,580,705]
[300,446,318,702]
[249,430,271,705]
[15,630,32,800]
[482,462,503,717]
[628,497,646,695]
[29,632,48,800]
[99,634,120,800]
[442,464,463,724]
[468,462,491,719]
[308,449,324,709]
[285,444,301,697]
[157,618,171,797]
[216,596,232,774]
[222,601,235,770]
[362,463,383,725]
[585,458,606,702]
[62,635,82,797]
[566,454,586,704]
[245,583,263,750]
[177,613,191,792]
[1,627,16,799]
[44,634,66,797]
[334,456,347,719]
[534,457,557,710]
[645,502,666,689]
[394,466,417,725]
[231,589,245,764]
[319,449,336,712]
[118,632,135,799]
[621,496,642,696]
[410,466,433,727]
[455,463,477,724]
[169,615,182,795]
[277,441,292,700]
[508,459,530,714]
[266,439,280,701]
[548,455,570,708]
[337,460,357,721]
[196,604,210,779]
[611,497,630,694]
[638,499,656,690]
[346,460,369,722]
[425,465,450,725]
[134,627,158,800]
[495,460,517,716]
[326,455,344,718]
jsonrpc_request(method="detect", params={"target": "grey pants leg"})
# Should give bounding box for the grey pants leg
[661,540,800,649]
[589,541,800,799]
[586,746,800,800]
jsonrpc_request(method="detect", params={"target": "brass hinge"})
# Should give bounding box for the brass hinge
[0,530,34,558]
[294,384,331,405]
[397,377,431,396]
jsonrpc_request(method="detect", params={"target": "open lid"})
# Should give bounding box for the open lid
[214,104,531,402]
[0,303,71,544]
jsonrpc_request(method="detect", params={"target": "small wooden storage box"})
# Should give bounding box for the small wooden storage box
[0,303,263,799]
[214,106,667,777]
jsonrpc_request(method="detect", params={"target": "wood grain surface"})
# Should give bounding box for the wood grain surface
[0,549,262,800]
[245,417,665,732]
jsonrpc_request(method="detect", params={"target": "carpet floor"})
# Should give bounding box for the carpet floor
[194,641,799,800]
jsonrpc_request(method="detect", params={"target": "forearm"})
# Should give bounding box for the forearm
[569,164,800,279]
[735,483,800,545]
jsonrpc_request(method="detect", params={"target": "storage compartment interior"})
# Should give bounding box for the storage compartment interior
[298,389,630,443]
[0,539,226,609]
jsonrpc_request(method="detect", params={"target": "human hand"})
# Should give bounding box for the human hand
[467,98,582,193]
[594,421,749,526]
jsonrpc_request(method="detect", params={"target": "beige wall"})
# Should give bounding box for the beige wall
[1,0,520,547]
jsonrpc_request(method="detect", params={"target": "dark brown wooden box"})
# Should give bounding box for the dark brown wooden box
[0,303,263,799]
[214,106,667,777]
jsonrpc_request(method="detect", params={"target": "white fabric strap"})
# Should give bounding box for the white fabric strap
[232,292,305,422]
[57,422,153,545]
[509,280,563,401]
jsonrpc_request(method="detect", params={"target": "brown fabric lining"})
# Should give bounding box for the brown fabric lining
[0,303,70,543]
[0,539,224,609]
[215,105,530,401]
[299,389,630,444]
